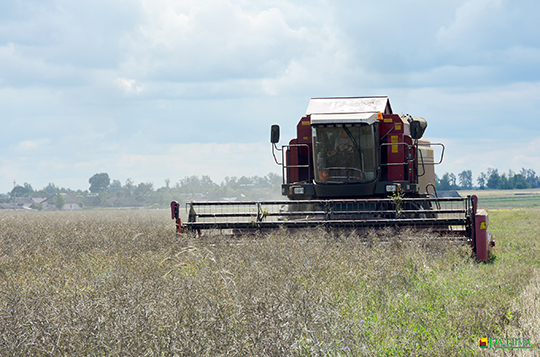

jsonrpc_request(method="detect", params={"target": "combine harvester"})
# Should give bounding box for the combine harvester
[171,97,495,261]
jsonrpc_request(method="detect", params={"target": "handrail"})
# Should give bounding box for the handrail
[280,143,312,184]
[379,142,415,167]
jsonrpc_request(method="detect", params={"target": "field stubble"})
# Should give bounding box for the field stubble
[0,208,539,356]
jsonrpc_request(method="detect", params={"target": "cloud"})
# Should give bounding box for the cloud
[121,0,312,82]
[16,139,51,152]
[114,77,144,94]
[0,0,350,101]
[436,0,504,51]
[0,43,83,87]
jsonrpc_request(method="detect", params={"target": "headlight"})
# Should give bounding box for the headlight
[386,185,397,192]
[293,187,304,195]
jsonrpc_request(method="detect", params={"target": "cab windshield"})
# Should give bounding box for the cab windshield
[312,124,377,183]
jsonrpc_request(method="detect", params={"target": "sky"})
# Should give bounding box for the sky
[1,0,540,194]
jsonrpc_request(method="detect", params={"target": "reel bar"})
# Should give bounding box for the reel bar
[186,197,468,206]
[194,208,466,219]
[185,197,469,224]
[183,217,468,231]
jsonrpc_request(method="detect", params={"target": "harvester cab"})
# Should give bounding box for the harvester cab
[171,96,495,262]
[271,97,438,201]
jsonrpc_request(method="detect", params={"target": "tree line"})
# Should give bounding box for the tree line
[3,173,284,207]
[3,167,539,208]
[436,168,540,191]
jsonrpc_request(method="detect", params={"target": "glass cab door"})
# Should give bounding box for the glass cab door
[312,124,378,183]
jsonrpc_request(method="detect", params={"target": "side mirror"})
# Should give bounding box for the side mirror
[410,117,427,139]
[270,124,280,143]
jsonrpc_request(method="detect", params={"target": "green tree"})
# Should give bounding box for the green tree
[436,173,458,190]
[123,178,134,197]
[477,172,488,189]
[449,173,457,189]
[89,173,110,193]
[134,182,154,196]
[486,168,501,189]
[33,189,49,198]
[512,174,530,189]
[44,183,57,195]
[458,170,473,189]
[521,168,539,188]
[11,183,33,198]
[223,176,239,190]
[108,179,122,194]
[180,175,218,193]
[54,191,65,210]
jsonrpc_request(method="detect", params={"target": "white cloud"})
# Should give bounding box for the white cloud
[16,139,51,152]
[122,0,310,81]
[437,0,504,50]
[113,0,352,99]
[114,77,144,94]
[0,43,84,87]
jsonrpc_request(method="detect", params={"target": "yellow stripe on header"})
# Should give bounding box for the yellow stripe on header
[302,121,310,125]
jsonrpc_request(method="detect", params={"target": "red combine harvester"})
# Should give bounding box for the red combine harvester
[171,96,495,261]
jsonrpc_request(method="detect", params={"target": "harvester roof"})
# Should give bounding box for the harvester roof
[306,96,393,116]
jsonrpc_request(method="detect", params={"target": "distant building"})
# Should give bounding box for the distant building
[32,197,47,205]
[14,197,35,210]
[0,198,35,210]
[79,194,102,207]
[42,193,81,210]
[63,193,81,210]
[101,196,145,208]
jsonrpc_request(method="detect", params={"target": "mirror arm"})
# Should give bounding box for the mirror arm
[272,143,282,165]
